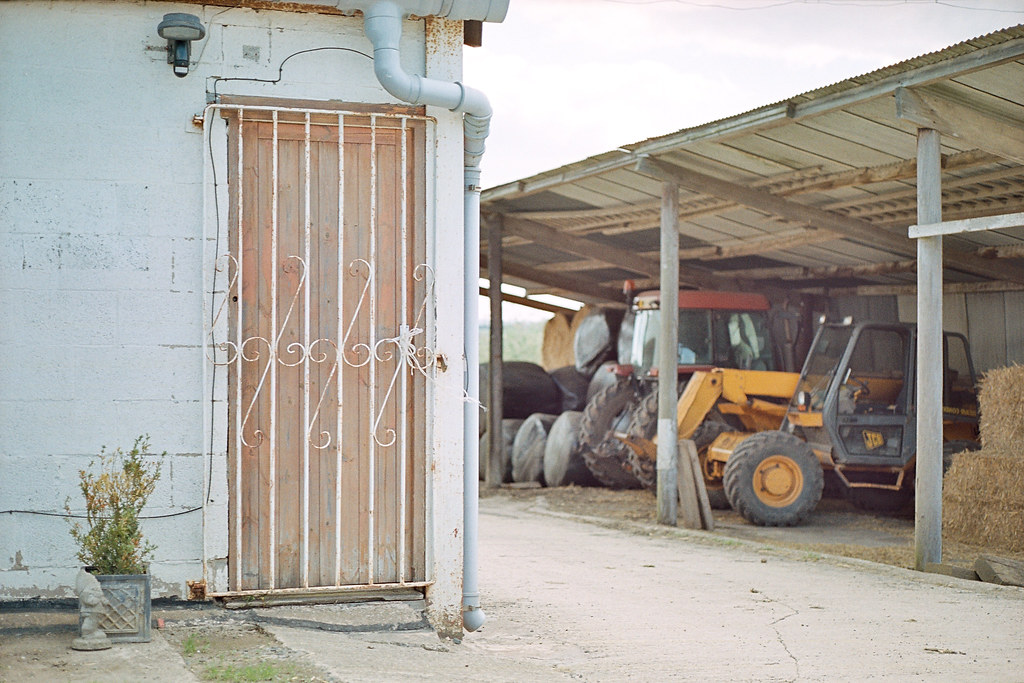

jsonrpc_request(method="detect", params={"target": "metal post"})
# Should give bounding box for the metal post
[657,182,680,525]
[486,215,504,487]
[915,127,944,570]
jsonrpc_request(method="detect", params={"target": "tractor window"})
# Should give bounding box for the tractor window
[792,325,852,410]
[678,310,713,365]
[631,309,714,373]
[839,327,908,415]
[711,311,774,370]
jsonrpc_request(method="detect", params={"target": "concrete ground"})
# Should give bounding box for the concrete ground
[3,493,1024,682]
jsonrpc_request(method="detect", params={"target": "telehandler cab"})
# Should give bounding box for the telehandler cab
[622,320,980,526]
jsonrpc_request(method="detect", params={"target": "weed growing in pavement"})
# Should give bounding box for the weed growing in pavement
[203,661,300,682]
[182,632,209,656]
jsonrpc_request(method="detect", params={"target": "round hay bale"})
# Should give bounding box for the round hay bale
[541,313,574,372]
[569,305,594,346]
[479,361,562,420]
[617,310,635,365]
[479,418,525,483]
[511,413,558,484]
[585,361,619,404]
[543,411,599,487]
[549,365,591,413]
[573,307,625,378]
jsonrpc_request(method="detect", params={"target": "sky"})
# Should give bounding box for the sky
[465,0,1024,189]
[468,0,1024,321]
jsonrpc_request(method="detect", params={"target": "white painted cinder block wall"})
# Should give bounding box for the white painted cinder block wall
[0,0,467,629]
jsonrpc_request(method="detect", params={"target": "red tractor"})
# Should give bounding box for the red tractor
[578,289,784,488]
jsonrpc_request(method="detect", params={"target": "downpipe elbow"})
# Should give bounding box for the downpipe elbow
[463,602,486,632]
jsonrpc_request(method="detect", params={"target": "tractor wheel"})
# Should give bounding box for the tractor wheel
[623,390,660,489]
[723,431,823,527]
[579,380,644,489]
[692,420,733,509]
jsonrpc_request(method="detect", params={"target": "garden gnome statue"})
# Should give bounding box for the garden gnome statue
[72,568,111,650]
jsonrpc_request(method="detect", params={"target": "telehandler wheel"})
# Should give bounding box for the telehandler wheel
[723,431,823,527]
[692,420,733,509]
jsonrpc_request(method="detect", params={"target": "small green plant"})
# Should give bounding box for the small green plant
[66,435,164,575]
[203,661,298,682]
[183,632,209,656]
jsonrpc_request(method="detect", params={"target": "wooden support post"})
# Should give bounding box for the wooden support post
[486,216,505,487]
[678,439,713,531]
[915,127,944,570]
[685,440,715,531]
[657,182,680,526]
[676,441,702,530]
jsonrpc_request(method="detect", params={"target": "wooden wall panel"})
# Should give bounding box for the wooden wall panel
[966,291,1007,374]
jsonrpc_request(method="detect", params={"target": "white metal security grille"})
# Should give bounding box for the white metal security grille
[203,104,436,595]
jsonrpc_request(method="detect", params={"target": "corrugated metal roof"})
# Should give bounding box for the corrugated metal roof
[481,24,1024,305]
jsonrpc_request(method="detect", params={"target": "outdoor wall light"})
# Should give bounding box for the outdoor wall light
[157,13,206,78]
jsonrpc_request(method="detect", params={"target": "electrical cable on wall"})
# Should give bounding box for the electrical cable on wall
[210,47,372,100]
[1,508,201,520]
[203,46,373,504]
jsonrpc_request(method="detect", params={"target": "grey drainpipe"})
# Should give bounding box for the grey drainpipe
[362,0,503,632]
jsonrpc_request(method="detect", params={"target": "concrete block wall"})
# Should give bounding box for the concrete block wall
[0,1,456,600]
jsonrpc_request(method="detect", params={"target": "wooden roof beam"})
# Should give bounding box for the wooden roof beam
[897,86,1024,166]
[734,259,918,281]
[500,215,661,279]
[480,253,625,304]
[634,156,1024,285]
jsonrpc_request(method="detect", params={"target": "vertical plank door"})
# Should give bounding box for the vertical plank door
[224,108,428,592]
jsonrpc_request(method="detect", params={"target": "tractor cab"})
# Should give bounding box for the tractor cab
[784,320,979,475]
[627,290,776,378]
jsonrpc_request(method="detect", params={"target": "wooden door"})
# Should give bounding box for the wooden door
[222,107,429,592]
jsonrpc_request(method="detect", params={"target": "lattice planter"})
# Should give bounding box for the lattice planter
[87,572,152,643]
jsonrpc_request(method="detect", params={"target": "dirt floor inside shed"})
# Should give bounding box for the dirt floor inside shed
[481,484,1024,571]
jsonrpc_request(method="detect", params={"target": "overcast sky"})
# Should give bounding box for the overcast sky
[465,0,1024,190]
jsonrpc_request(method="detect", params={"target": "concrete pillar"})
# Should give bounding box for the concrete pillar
[915,127,944,570]
[657,182,680,525]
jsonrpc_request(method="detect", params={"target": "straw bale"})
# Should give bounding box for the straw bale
[540,313,574,372]
[569,305,594,343]
[978,364,1024,455]
[943,450,1024,553]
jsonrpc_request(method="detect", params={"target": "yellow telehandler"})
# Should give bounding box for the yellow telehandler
[620,319,980,526]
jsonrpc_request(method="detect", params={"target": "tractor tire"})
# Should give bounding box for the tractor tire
[692,420,733,509]
[620,378,694,490]
[723,431,823,527]
[511,413,558,485]
[623,390,660,489]
[579,380,644,489]
[543,411,599,487]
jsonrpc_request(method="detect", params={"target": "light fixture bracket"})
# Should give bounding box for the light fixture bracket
[157,13,206,78]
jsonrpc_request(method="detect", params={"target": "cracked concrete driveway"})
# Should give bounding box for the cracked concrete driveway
[4,493,1023,682]
[459,494,1024,682]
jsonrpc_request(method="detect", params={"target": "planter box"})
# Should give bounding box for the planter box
[84,572,152,643]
